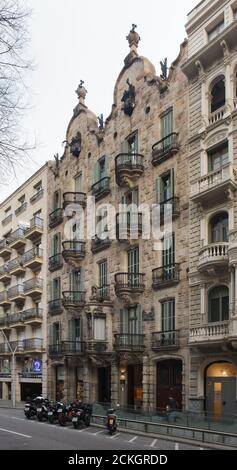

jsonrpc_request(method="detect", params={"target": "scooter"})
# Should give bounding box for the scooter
[105,408,118,435]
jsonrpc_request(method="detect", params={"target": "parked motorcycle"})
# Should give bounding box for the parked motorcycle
[71,402,92,429]
[105,408,118,435]
[24,398,37,420]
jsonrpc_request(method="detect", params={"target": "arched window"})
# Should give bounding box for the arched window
[208,286,229,322]
[210,76,225,113]
[209,212,228,243]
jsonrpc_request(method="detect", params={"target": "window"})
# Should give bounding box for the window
[70,269,84,292]
[52,322,61,345]
[99,260,108,298]
[94,317,106,341]
[96,207,108,239]
[52,278,61,300]
[53,190,61,210]
[18,195,25,206]
[74,174,82,192]
[161,299,175,332]
[68,318,81,343]
[210,76,225,113]
[52,233,61,255]
[93,155,108,184]
[122,188,138,205]
[162,234,175,279]
[127,133,138,154]
[208,143,228,171]
[208,286,229,322]
[34,181,42,193]
[210,213,228,243]
[156,169,174,203]
[5,206,11,214]
[128,247,139,273]
[207,20,224,42]
[161,109,173,139]
[120,305,142,335]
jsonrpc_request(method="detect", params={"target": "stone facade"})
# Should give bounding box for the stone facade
[46,28,190,411]
[0,165,48,401]
[183,0,237,415]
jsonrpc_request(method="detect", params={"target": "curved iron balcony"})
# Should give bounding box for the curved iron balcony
[114,333,145,351]
[48,299,63,316]
[91,177,110,201]
[115,272,145,296]
[49,253,63,272]
[49,208,63,228]
[63,192,86,208]
[115,153,144,186]
[91,236,111,254]
[116,212,143,240]
[62,241,86,263]
[62,341,85,354]
[152,132,179,165]
[86,341,107,353]
[152,264,180,289]
[62,291,86,309]
[48,343,63,357]
[152,330,179,350]
[198,243,229,272]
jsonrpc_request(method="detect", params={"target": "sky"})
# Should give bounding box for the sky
[0,0,198,202]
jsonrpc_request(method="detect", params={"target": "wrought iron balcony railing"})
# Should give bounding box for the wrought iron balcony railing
[63,192,86,208]
[152,264,180,289]
[62,291,86,307]
[62,341,85,354]
[152,330,179,349]
[115,273,145,292]
[91,177,110,200]
[22,247,43,265]
[114,333,145,350]
[91,236,111,253]
[48,299,63,315]
[49,208,63,228]
[49,253,63,271]
[152,133,179,165]
[23,278,43,293]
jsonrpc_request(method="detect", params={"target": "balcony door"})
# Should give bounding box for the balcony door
[68,318,81,351]
[208,286,229,323]
[162,234,175,280]
[210,213,228,243]
[161,108,173,147]
[120,306,142,336]
[128,247,139,286]
[161,300,175,345]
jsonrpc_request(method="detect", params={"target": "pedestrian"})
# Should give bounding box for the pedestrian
[167,396,179,423]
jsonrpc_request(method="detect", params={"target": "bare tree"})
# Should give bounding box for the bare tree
[0,0,33,182]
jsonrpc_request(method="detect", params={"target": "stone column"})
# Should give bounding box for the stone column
[235,266,237,315]
[83,360,90,403]
[110,360,119,406]
[200,284,206,323]
[230,268,235,316]
[142,355,150,412]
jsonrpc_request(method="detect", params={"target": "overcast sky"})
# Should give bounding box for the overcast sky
[0,0,198,202]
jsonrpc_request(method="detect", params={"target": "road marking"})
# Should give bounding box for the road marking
[0,427,31,438]
[128,436,138,443]
[175,443,179,450]
[11,417,26,421]
[200,447,204,450]
[150,439,157,448]
[109,433,121,439]
[94,430,105,435]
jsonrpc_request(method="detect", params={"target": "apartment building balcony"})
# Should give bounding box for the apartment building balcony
[8,285,25,303]
[152,133,179,166]
[91,177,110,201]
[0,315,9,328]
[0,338,43,355]
[23,278,43,299]
[62,341,85,355]
[114,333,145,351]
[22,248,43,271]
[48,343,63,357]
[152,264,180,290]
[198,243,229,272]
[49,208,63,228]
[62,291,86,310]
[48,299,63,316]
[8,257,25,276]
[190,163,237,207]
[86,340,107,353]
[152,330,179,350]
[63,192,86,209]
[91,236,111,254]
[189,321,230,348]
[0,239,11,259]
[8,228,26,250]
[2,214,12,227]
[159,197,180,221]
[208,105,227,127]
[15,202,27,216]
[116,212,143,241]
[30,188,44,204]
[114,273,145,297]
[7,313,24,328]
[115,153,144,186]
[0,265,11,283]
[48,253,63,272]
[25,217,44,241]
[0,291,11,308]
[62,241,86,263]
[23,338,44,353]
[23,308,43,326]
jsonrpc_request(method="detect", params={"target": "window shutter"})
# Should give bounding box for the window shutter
[121,140,129,154]
[156,177,161,204]
[49,324,53,346]
[79,268,85,291]
[93,161,99,184]
[120,308,129,333]
[170,168,174,198]
[104,155,108,177]
[137,305,142,334]
[68,319,74,341]
[58,322,62,342]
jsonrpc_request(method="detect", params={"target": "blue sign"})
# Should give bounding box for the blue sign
[33,359,42,373]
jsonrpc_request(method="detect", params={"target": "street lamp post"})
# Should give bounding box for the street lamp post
[0,328,17,408]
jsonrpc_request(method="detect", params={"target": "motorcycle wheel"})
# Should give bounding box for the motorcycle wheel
[37,414,42,422]
[48,416,54,424]
[109,428,113,436]
[25,412,31,420]
[59,415,66,426]
[85,416,90,427]
[73,422,79,429]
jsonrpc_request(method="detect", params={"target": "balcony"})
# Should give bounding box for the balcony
[198,243,229,272]
[208,105,226,126]
[49,208,63,228]
[8,228,26,250]
[115,153,144,186]
[91,177,110,201]
[0,316,9,328]
[2,214,12,227]
[8,257,25,276]
[23,338,44,353]
[190,163,237,207]
[48,299,63,316]
[86,341,107,353]
[152,264,180,289]
[91,236,111,254]
[23,308,43,326]
[62,341,85,355]
[0,240,11,259]
[22,248,43,270]
[159,197,180,221]
[63,192,86,209]
[23,278,43,299]
[7,313,24,328]
[152,330,179,350]
[48,343,63,357]
[30,188,44,204]
[116,212,143,241]
[62,241,86,264]
[0,265,11,283]
[0,291,11,308]
[8,285,25,303]
[62,291,86,310]
[15,202,27,216]
[114,334,145,351]
[152,133,179,166]
[25,217,44,241]
[48,253,63,272]
[189,321,229,347]
[115,273,145,297]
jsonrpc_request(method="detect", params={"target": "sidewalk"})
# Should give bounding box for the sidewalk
[0,399,24,409]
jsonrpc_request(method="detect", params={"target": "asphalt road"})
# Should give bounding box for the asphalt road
[0,408,205,451]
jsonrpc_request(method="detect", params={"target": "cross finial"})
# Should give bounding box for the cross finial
[79,79,84,87]
[131,24,137,32]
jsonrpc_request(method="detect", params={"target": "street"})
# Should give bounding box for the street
[0,408,206,450]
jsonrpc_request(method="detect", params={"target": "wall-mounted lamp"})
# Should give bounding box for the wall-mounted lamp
[120,368,126,391]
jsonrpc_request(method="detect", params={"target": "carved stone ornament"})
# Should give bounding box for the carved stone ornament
[70,132,81,158]
[142,307,155,322]
[121,78,136,116]
[126,24,140,50]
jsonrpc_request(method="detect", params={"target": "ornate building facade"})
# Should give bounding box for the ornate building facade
[183,0,237,415]
[46,28,190,411]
